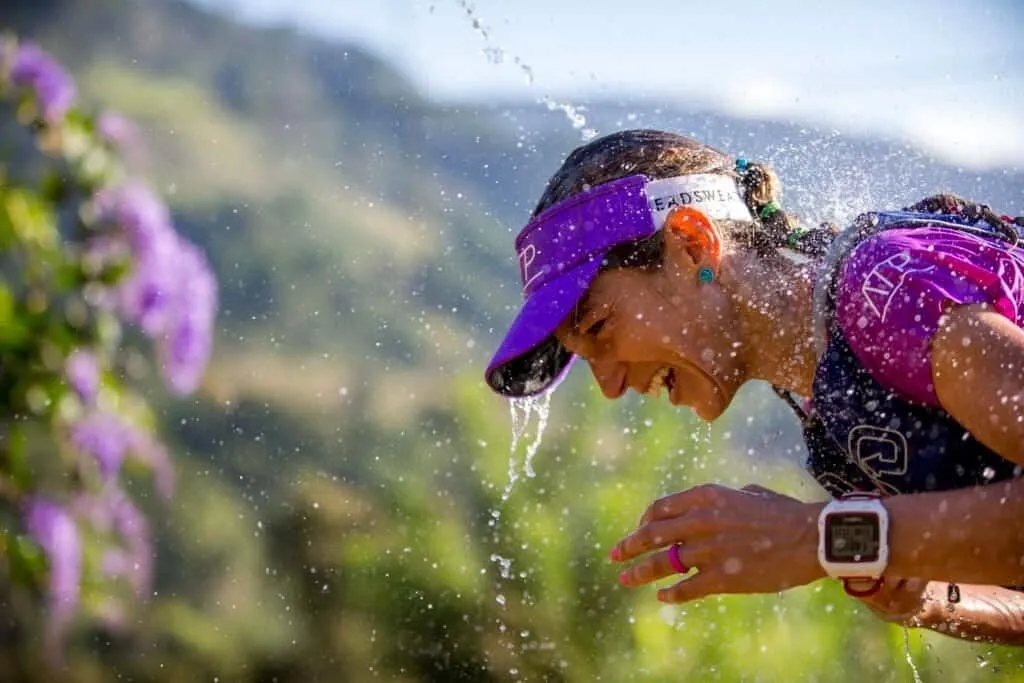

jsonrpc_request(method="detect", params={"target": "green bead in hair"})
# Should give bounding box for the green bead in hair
[759,201,781,219]
[785,225,810,248]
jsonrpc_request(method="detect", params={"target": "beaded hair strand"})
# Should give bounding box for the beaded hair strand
[733,157,840,259]
[903,193,1022,248]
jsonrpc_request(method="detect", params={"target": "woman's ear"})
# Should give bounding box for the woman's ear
[662,207,723,275]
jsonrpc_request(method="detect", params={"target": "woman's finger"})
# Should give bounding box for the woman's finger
[639,491,687,525]
[639,483,732,525]
[613,508,750,563]
[741,483,780,497]
[618,543,700,587]
[656,569,723,604]
[611,518,681,562]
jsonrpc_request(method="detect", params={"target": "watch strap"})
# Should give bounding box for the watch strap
[842,577,884,598]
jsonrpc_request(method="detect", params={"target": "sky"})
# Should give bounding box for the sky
[193,0,1024,170]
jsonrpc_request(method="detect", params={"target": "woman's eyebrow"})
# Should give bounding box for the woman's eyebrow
[570,299,583,330]
[572,292,597,330]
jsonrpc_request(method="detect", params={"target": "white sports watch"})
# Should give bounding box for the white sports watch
[817,491,890,580]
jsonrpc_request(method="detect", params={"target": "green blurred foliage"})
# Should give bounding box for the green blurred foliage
[2,1,1023,682]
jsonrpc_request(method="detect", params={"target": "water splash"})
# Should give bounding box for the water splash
[490,551,513,605]
[903,627,923,683]
[487,392,553,601]
[452,0,598,141]
[486,391,554,665]
[541,97,596,140]
[490,553,513,580]
[521,393,551,478]
[500,391,553,504]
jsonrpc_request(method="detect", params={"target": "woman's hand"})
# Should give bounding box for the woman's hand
[610,483,825,602]
[856,577,932,624]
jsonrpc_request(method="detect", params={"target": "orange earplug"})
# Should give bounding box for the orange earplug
[664,206,721,259]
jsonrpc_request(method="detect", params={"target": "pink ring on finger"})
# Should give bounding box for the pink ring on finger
[668,542,688,575]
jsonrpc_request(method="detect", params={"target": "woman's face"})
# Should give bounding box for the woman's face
[555,256,746,421]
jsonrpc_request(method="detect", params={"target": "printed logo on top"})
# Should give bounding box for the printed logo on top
[859,250,935,321]
[518,243,545,291]
[848,424,909,478]
[645,174,754,224]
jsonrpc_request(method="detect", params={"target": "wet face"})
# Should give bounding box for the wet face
[555,252,747,421]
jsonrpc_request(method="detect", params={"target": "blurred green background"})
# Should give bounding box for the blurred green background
[2,0,1024,681]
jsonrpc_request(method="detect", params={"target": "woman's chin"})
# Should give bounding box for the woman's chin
[689,399,726,422]
[667,373,731,421]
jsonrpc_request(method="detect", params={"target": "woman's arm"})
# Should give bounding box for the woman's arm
[923,585,1024,645]
[610,481,1024,644]
[864,580,1024,645]
[878,303,1024,584]
[931,303,1024,466]
[884,478,1024,585]
[610,478,1024,601]
[865,305,1024,643]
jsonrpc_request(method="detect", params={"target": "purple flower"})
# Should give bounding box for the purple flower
[92,183,174,259]
[96,111,145,169]
[68,411,175,498]
[23,497,82,652]
[92,183,179,334]
[69,412,132,481]
[64,349,100,403]
[96,111,140,150]
[90,183,218,394]
[103,491,152,598]
[71,488,155,599]
[158,239,218,395]
[6,41,76,122]
[128,429,174,501]
[123,253,177,336]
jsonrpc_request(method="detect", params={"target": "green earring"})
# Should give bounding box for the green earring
[698,266,715,284]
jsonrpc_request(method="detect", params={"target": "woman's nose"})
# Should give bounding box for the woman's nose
[588,357,627,399]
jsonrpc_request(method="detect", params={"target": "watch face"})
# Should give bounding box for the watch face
[824,512,880,563]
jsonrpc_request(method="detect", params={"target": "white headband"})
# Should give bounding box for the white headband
[645,173,754,225]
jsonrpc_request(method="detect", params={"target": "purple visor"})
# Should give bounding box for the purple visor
[484,172,752,397]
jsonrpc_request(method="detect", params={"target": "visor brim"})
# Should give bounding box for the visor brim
[484,257,602,397]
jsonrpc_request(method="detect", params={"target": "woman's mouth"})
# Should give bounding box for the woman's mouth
[643,361,728,418]
[645,366,676,397]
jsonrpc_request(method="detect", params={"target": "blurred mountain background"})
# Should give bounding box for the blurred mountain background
[1,0,1023,681]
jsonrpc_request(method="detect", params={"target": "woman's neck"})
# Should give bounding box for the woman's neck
[721,252,819,397]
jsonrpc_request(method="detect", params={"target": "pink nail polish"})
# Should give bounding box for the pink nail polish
[618,571,629,585]
[609,546,622,562]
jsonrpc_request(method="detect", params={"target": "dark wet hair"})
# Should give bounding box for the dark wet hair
[534,129,1023,271]
[901,193,1023,245]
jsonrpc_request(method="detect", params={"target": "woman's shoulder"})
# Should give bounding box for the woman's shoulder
[836,224,997,313]
[838,204,1018,277]
[837,214,1024,321]
[830,214,1023,404]
[851,219,1020,260]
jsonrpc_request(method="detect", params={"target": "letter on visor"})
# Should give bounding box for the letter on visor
[485,173,752,397]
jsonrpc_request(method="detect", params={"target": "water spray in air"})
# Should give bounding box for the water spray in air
[453,0,598,142]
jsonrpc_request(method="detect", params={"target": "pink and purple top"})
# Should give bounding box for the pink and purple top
[833,226,1024,406]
